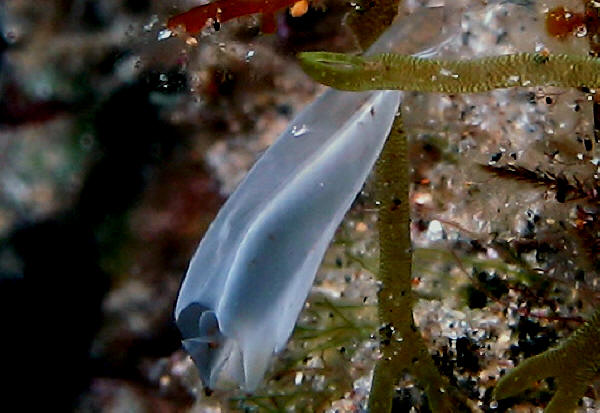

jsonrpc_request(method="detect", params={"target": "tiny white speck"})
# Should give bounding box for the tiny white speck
[157,29,173,41]
[487,248,499,259]
[291,124,309,137]
[426,220,444,241]
[439,68,459,78]
[144,15,159,32]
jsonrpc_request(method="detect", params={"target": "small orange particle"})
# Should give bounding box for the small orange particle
[290,0,309,17]
[355,221,368,232]
[185,37,199,46]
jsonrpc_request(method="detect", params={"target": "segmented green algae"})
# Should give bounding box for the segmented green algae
[343,1,466,411]
[494,308,600,413]
[299,52,600,92]
[370,113,464,413]
[313,3,600,412]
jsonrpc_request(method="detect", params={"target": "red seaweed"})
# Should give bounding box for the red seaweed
[545,6,585,38]
[167,0,305,35]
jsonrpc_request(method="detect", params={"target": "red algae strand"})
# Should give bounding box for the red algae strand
[167,0,307,35]
[545,6,585,38]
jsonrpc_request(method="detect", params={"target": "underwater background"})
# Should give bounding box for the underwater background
[2,0,599,411]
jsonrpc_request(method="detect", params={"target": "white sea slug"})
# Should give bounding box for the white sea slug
[174,6,455,391]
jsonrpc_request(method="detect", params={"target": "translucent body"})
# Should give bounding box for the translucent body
[175,7,455,391]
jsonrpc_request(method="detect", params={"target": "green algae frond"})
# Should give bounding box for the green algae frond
[494,308,600,413]
[299,52,600,92]
[371,113,468,413]
[300,19,600,413]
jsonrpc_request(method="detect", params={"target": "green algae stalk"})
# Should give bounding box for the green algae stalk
[370,113,459,413]
[346,2,467,410]
[494,308,600,412]
[370,113,413,412]
[299,52,600,92]
[300,6,600,411]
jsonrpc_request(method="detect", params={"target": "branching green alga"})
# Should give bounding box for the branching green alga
[301,21,600,413]
[371,113,467,413]
[344,1,467,411]
[494,308,600,412]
